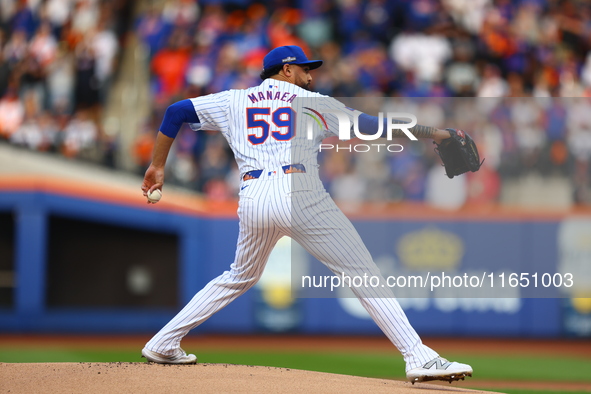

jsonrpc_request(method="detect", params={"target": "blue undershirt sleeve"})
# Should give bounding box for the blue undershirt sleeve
[357,113,387,137]
[159,99,200,138]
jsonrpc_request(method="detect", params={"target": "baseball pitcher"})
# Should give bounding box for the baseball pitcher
[140,45,479,384]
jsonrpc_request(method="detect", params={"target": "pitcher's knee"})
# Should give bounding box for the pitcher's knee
[224,269,262,290]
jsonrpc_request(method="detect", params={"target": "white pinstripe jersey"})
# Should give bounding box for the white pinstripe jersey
[188,79,357,177]
[147,81,443,373]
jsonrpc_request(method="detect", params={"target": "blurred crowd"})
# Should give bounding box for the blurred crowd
[318,96,585,209]
[0,0,131,164]
[3,0,591,206]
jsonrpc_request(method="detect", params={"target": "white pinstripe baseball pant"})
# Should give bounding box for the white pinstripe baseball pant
[145,172,438,371]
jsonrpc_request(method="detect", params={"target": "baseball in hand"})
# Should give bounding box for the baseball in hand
[147,189,162,203]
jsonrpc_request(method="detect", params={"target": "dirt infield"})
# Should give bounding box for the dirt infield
[2,336,591,392]
[0,362,497,394]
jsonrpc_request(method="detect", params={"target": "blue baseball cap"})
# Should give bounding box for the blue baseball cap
[263,45,323,72]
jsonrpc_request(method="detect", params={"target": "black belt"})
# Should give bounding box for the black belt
[242,164,306,181]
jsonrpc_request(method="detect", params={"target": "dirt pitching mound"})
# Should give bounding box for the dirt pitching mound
[1,362,498,394]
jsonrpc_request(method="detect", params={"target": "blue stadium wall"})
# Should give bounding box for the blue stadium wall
[0,187,589,338]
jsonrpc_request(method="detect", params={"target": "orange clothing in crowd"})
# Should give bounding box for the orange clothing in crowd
[151,48,191,99]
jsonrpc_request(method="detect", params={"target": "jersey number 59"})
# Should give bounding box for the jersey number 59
[246,107,295,145]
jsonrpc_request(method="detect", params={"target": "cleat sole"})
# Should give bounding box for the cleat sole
[407,371,472,384]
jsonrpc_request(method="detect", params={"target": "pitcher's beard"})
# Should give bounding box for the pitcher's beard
[296,79,311,91]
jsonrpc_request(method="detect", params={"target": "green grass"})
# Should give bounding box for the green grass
[199,351,591,384]
[0,349,140,363]
[198,351,406,378]
[502,391,591,394]
[441,353,591,383]
[0,348,405,377]
[1,348,590,385]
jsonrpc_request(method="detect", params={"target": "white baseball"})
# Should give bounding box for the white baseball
[147,189,162,203]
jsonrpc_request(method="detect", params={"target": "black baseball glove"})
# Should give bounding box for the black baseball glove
[434,129,484,179]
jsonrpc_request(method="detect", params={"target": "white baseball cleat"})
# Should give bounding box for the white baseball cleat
[141,347,197,364]
[406,357,472,384]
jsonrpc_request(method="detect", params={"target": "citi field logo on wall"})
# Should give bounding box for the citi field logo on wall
[254,236,309,332]
[397,227,464,270]
[559,219,591,336]
[559,218,591,299]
